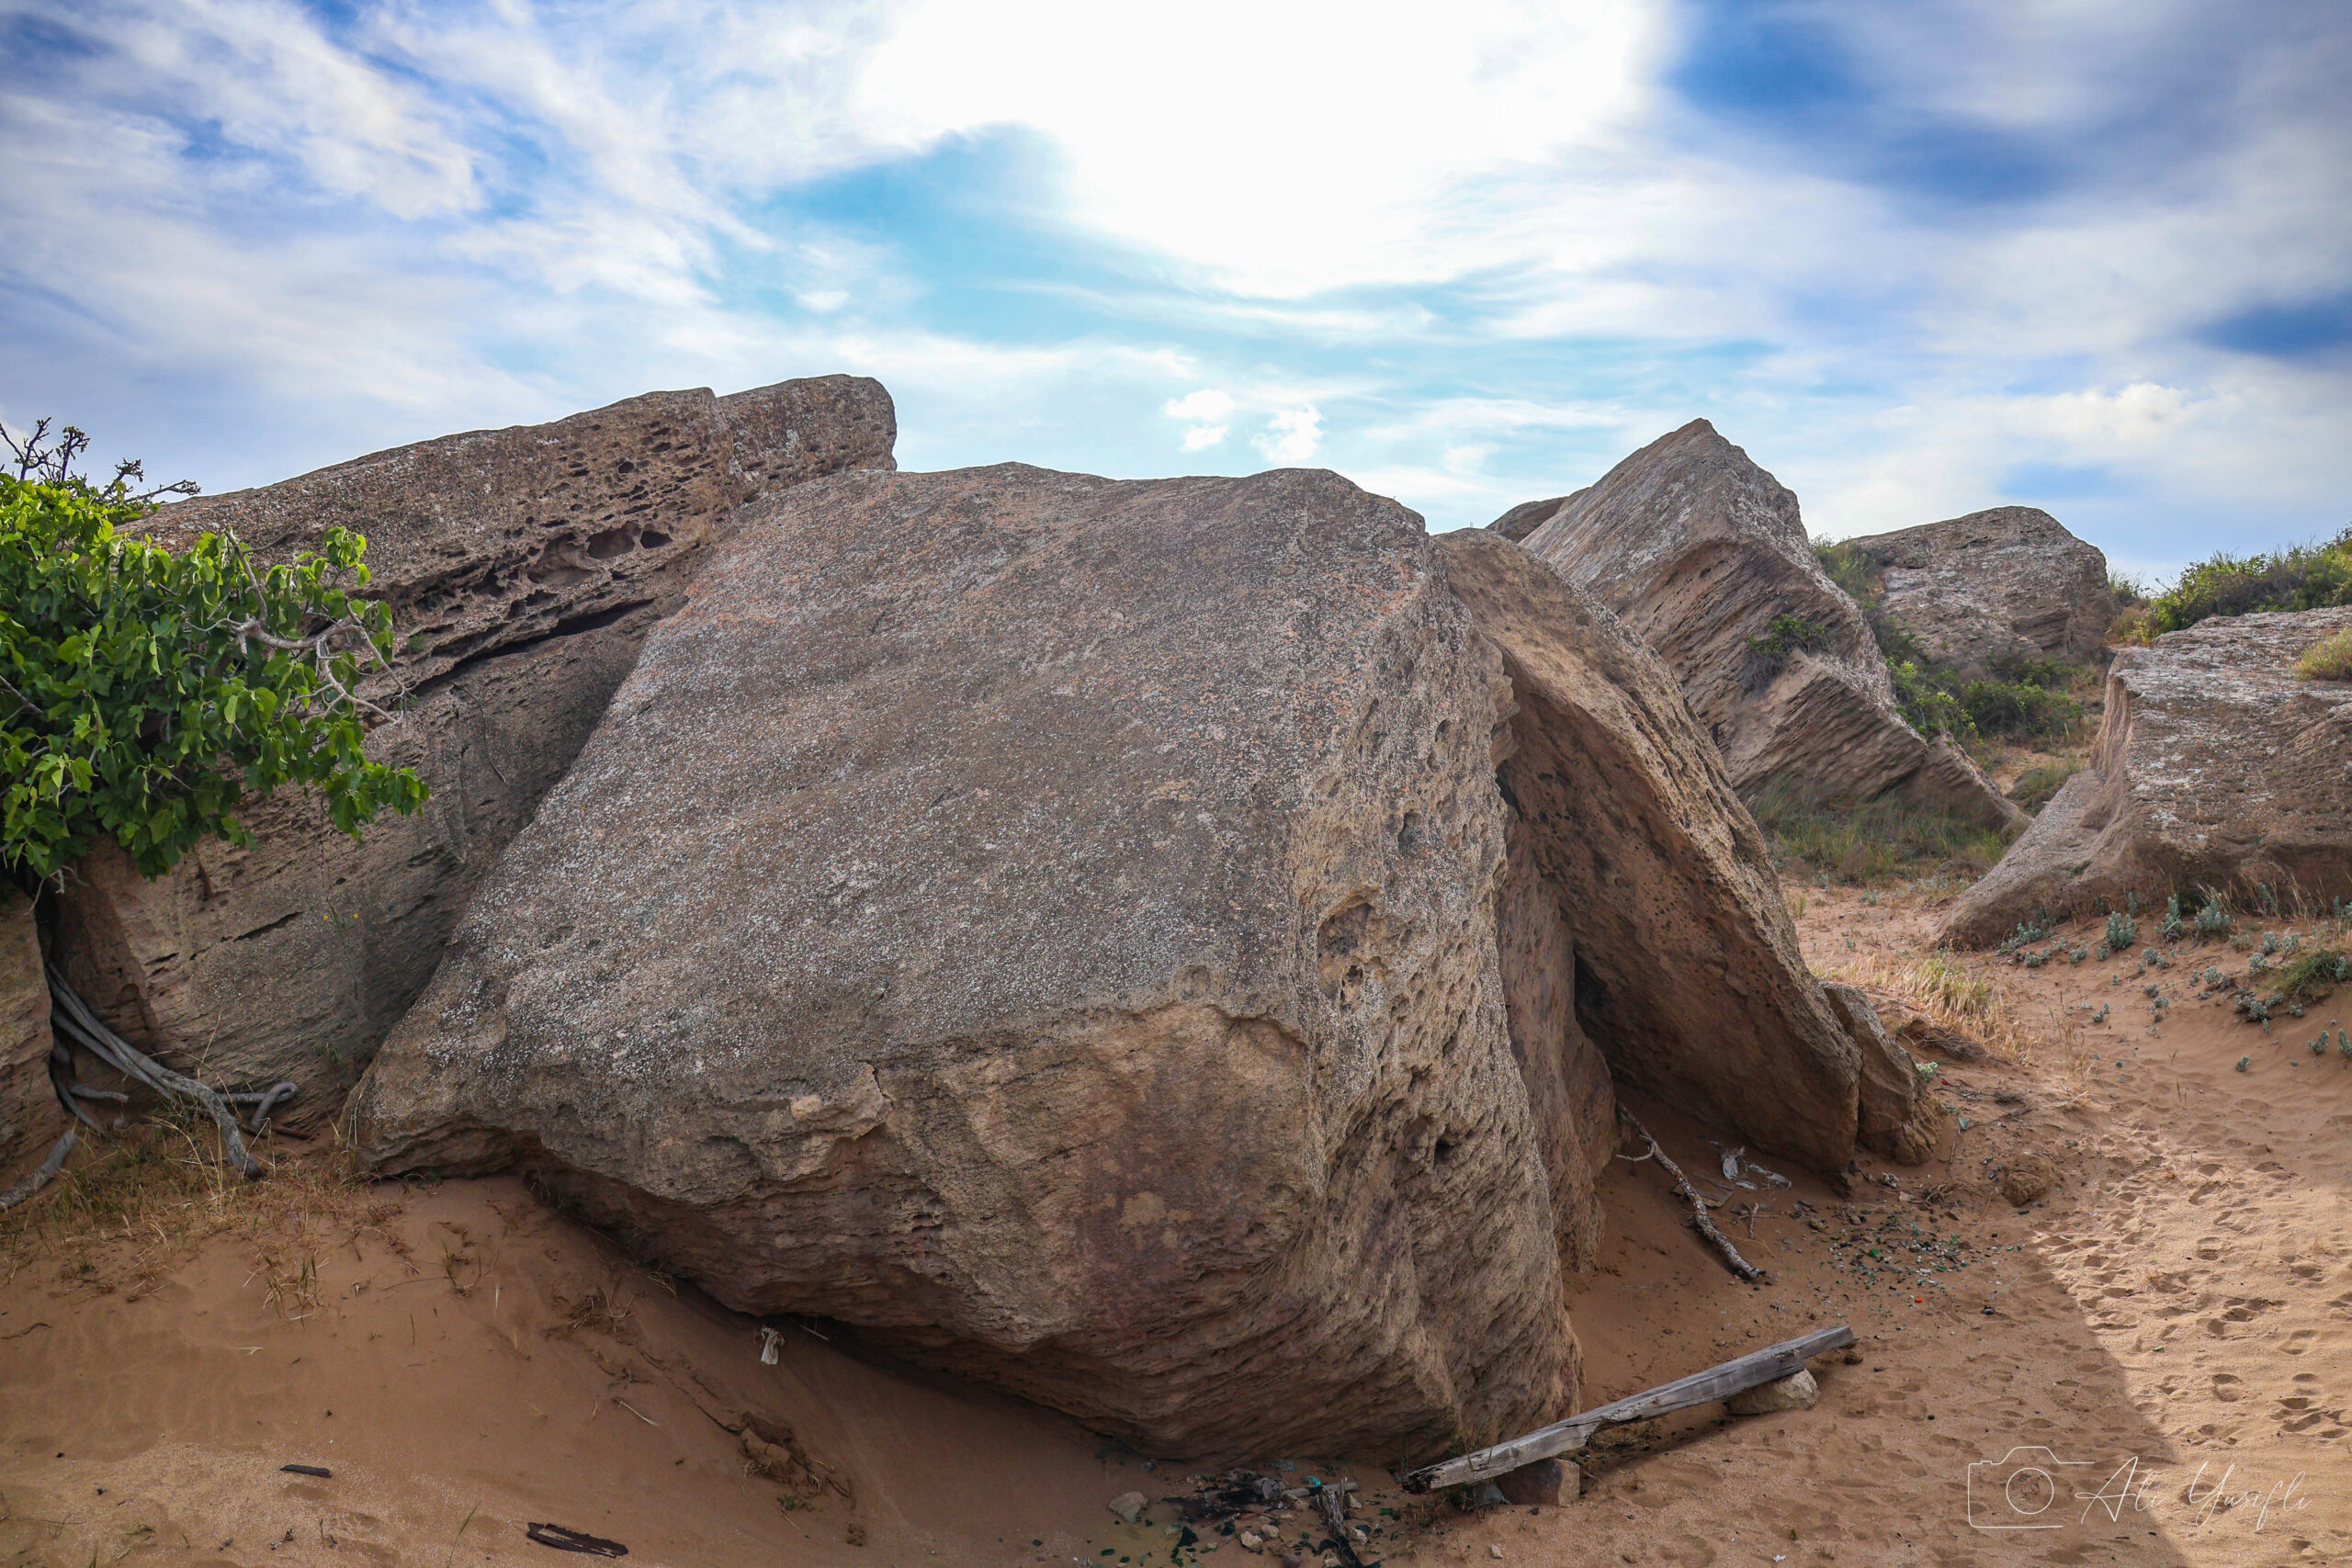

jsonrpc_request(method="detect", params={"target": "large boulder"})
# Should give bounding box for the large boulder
[1518,421,2018,829]
[352,465,1862,1461]
[1943,606,2352,945]
[0,891,56,1179]
[56,378,894,1122]
[1843,506,2113,675]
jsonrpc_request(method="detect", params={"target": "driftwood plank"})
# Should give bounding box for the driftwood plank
[1400,1325,1854,1493]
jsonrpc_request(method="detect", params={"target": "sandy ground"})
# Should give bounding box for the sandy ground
[6,886,2349,1567]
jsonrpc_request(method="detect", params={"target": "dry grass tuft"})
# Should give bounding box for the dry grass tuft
[2295,627,2352,682]
[0,1101,387,1300]
[1822,949,2050,1064]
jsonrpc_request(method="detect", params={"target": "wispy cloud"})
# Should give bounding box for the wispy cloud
[0,0,2344,570]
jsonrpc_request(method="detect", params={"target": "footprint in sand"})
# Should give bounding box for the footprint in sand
[2211,1371,2245,1401]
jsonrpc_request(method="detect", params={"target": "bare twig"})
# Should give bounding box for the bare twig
[1618,1110,1767,1281]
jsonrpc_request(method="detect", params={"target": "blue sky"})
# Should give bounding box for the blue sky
[2,0,2347,581]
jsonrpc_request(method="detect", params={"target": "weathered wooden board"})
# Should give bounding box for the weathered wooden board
[1400,1324,1855,1493]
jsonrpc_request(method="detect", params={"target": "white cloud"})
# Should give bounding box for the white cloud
[1254,407,1323,467]
[1162,389,1234,451]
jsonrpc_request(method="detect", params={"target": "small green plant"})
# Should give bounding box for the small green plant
[2261,931,2282,956]
[2311,1036,2327,1055]
[2336,1029,2351,1060]
[2237,994,2273,1024]
[2236,1055,2251,1072]
[2294,628,2352,680]
[1747,613,1834,667]
[2196,901,2233,938]
[2159,895,2185,942]
[2001,919,2055,954]
[2104,911,2137,955]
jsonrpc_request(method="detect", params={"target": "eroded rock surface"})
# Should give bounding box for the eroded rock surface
[58,378,894,1119]
[1438,531,1860,1177]
[1820,982,1942,1166]
[354,467,1862,1460]
[1518,421,2018,829]
[1845,506,2113,674]
[0,891,55,1179]
[1943,607,2352,945]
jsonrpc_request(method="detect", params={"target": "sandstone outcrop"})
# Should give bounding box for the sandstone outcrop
[1435,531,1863,1179]
[1844,506,2113,674]
[354,465,1863,1461]
[1820,982,1945,1166]
[0,891,56,1179]
[1943,606,2352,945]
[56,378,895,1121]
[1487,490,1582,543]
[1517,421,2018,829]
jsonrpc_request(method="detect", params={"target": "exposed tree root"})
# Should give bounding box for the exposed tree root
[0,966,300,1212]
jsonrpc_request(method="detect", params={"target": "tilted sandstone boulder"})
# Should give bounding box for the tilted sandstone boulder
[353,466,1861,1460]
[56,378,894,1122]
[1518,421,2018,829]
[1820,982,1945,1166]
[1843,506,2113,675]
[1943,607,2352,946]
[0,891,57,1180]
[1435,531,1863,1180]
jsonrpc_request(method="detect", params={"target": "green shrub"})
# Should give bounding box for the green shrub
[1813,540,1883,604]
[2108,570,2152,605]
[1747,613,1834,661]
[0,423,426,882]
[1889,659,1970,739]
[2147,528,2352,634]
[2294,627,2352,681]
[2008,758,2085,812]
[1749,786,2012,886]
[1962,678,2084,741]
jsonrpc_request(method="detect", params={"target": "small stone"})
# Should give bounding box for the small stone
[1997,1154,2056,1207]
[1108,1491,1147,1525]
[1725,1369,1819,1415]
[1495,1457,1568,1506]
[1490,1547,1506,1561]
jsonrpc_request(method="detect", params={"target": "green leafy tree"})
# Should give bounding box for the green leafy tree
[0,420,426,886]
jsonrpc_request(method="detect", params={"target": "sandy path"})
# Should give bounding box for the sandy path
[5,886,2348,1566]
